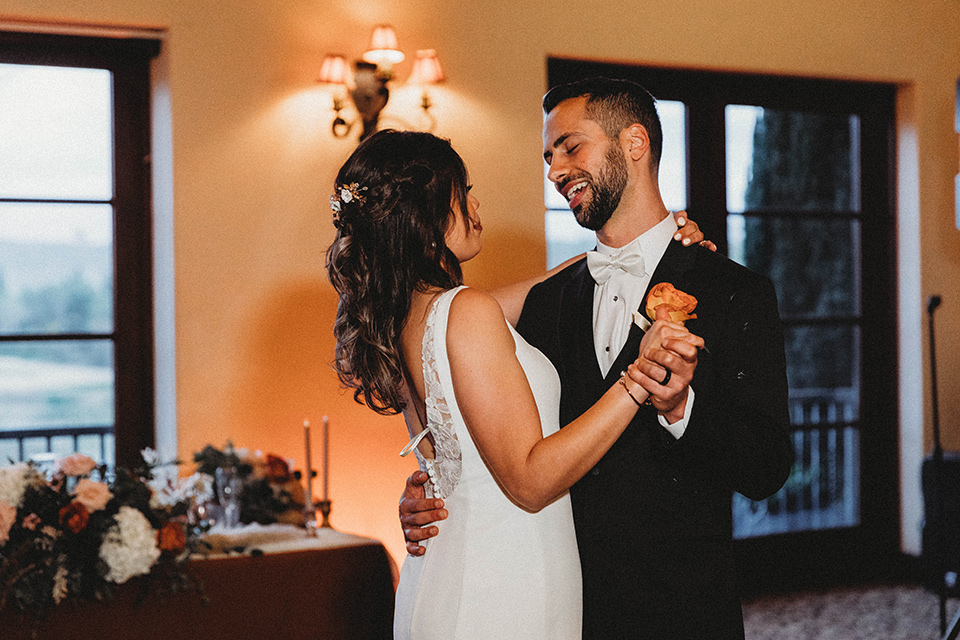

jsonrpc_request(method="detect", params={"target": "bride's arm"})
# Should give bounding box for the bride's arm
[447,288,662,512]
[489,211,711,326]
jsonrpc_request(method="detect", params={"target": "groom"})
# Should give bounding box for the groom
[402,77,793,639]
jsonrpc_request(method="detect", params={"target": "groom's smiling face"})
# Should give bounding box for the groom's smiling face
[543,96,628,231]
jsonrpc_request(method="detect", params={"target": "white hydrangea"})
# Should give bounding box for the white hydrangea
[182,472,215,503]
[149,471,214,509]
[98,506,161,584]
[0,463,32,508]
[140,447,161,467]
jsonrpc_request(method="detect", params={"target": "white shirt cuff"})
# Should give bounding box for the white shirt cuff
[658,387,695,440]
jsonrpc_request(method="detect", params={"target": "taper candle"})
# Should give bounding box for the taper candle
[322,415,329,501]
[303,419,313,514]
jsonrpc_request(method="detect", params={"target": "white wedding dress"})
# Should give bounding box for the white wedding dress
[394,286,582,640]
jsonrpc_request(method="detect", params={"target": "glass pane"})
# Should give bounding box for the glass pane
[0,438,16,462]
[726,105,860,213]
[784,325,861,400]
[0,202,114,335]
[545,165,568,211]
[0,339,114,429]
[657,100,687,212]
[735,320,861,539]
[545,209,596,269]
[727,215,861,319]
[734,426,860,537]
[0,63,113,200]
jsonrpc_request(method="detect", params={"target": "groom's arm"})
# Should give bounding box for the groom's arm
[673,272,793,501]
[399,470,447,555]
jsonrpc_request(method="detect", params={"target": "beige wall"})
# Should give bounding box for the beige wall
[1,0,958,564]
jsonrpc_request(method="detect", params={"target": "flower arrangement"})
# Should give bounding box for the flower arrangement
[193,443,306,527]
[0,451,203,620]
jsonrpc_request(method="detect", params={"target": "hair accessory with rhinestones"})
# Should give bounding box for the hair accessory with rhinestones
[330,182,368,226]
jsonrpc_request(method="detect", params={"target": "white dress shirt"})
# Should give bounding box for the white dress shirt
[591,215,695,438]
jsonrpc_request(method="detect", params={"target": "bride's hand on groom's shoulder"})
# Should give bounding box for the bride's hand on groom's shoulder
[399,470,448,556]
[672,211,717,251]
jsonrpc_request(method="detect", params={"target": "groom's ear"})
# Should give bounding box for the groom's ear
[624,124,650,162]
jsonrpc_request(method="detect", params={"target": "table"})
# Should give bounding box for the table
[5,526,395,640]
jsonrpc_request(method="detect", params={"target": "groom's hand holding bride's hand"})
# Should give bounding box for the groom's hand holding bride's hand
[629,307,704,423]
[400,470,447,555]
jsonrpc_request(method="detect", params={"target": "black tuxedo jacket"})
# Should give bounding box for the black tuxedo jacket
[516,241,793,640]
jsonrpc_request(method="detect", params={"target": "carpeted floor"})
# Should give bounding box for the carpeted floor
[743,583,959,639]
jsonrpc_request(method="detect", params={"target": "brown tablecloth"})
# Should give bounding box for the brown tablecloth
[5,533,395,640]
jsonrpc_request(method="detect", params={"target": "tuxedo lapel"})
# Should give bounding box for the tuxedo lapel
[608,242,699,378]
[607,321,644,384]
[558,262,607,397]
[643,240,697,301]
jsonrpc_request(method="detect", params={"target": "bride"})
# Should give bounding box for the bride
[325,129,704,639]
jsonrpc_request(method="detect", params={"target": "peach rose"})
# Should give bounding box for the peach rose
[645,282,698,325]
[59,502,90,534]
[55,454,98,477]
[73,478,113,513]
[0,500,16,545]
[156,521,187,554]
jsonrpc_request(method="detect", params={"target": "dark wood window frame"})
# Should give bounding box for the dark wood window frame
[0,31,160,468]
[548,58,900,591]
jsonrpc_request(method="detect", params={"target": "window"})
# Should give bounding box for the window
[0,31,159,469]
[547,59,897,589]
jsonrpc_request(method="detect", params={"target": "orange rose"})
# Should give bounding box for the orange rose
[264,454,292,484]
[645,282,698,325]
[59,502,90,534]
[157,521,187,554]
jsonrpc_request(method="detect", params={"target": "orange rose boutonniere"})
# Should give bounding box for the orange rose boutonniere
[643,282,698,325]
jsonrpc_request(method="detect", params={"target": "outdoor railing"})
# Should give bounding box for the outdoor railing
[734,388,860,538]
[0,425,114,467]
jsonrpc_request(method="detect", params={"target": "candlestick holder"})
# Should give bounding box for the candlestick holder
[304,502,319,536]
[317,499,333,528]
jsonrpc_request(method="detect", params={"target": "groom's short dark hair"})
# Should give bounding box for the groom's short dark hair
[543,77,663,167]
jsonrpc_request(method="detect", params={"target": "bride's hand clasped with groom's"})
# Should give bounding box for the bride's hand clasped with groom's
[625,305,705,422]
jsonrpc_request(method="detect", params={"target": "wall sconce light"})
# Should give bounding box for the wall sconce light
[318,25,445,141]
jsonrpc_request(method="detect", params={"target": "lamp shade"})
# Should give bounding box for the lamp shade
[362,24,405,67]
[408,50,445,85]
[318,54,350,85]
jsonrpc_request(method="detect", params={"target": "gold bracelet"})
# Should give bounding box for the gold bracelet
[618,371,644,407]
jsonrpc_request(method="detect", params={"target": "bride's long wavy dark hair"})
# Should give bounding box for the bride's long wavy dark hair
[326,130,471,415]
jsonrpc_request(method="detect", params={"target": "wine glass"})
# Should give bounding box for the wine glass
[215,467,242,529]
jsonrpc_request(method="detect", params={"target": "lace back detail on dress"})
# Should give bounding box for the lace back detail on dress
[415,291,463,499]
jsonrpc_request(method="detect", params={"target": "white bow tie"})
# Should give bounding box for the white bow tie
[586,249,646,284]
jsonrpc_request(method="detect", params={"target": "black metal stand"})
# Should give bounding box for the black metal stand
[927,295,956,640]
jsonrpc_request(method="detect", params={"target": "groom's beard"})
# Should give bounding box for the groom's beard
[573,143,628,231]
